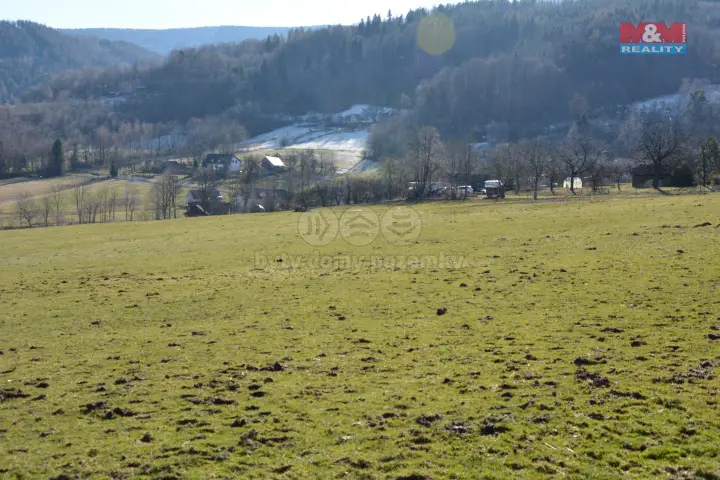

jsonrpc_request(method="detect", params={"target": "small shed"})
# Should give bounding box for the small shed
[631,165,673,188]
[563,177,583,189]
[261,155,286,172]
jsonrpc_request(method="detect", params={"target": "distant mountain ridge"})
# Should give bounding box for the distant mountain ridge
[0,20,159,101]
[63,26,310,54]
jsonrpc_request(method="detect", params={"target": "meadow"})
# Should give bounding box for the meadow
[0,177,177,226]
[1,193,719,479]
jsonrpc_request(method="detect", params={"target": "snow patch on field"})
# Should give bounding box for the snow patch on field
[238,126,370,171]
[236,104,394,172]
[336,104,393,118]
[239,126,369,154]
[289,129,369,151]
[632,85,720,113]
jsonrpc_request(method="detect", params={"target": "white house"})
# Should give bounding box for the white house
[563,177,583,189]
[203,153,242,173]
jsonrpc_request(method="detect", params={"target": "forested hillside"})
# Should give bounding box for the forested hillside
[0,21,160,101]
[27,0,720,136]
[4,0,720,175]
[63,26,298,55]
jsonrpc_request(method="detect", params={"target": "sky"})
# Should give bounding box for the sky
[2,0,460,29]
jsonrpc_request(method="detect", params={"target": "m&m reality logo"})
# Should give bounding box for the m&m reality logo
[620,22,687,55]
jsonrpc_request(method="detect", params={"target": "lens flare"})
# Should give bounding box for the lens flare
[416,13,456,56]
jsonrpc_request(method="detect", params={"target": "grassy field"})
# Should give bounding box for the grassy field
[0,177,90,207]
[1,193,719,479]
[0,177,176,226]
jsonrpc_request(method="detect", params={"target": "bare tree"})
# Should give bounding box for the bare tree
[239,165,259,213]
[40,195,53,227]
[331,180,344,206]
[317,151,337,176]
[489,143,512,183]
[109,188,118,220]
[227,171,243,213]
[362,106,383,123]
[445,140,474,200]
[16,192,37,227]
[606,157,632,191]
[587,155,611,192]
[632,119,691,189]
[196,169,219,213]
[460,144,477,199]
[407,126,444,199]
[72,183,86,224]
[546,147,562,195]
[698,136,720,187]
[167,176,180,218]
[151,175,182,219]
[50,185,65,225]
[489,143,524,193]
[559,129,604,194]
[295,186,314,210]
[228,156,259,213]
[684,90,716,139]
[124,185,138,221]
[519,139,549,200]
[86,192,101,224]
[97,185,111,223]
[380,157,405,200]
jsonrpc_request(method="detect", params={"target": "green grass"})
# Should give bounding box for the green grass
[1,194,720,479]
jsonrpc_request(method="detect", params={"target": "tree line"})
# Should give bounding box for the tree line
[9,108,719,230]
[366,88,720,202]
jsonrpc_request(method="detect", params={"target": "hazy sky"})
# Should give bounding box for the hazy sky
[3,0,459,29]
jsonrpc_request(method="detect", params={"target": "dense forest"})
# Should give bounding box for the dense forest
[0,21,160,102]
[3,0,720,175]
[31,1,720,122]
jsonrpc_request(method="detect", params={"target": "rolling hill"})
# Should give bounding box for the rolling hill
[63,26,302,55]
[32,0,720,136]
[0,20,160,101]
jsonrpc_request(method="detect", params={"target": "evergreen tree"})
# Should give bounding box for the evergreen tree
[70,143,80,171]
[50,138,64,177]
[110,159,118,178]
